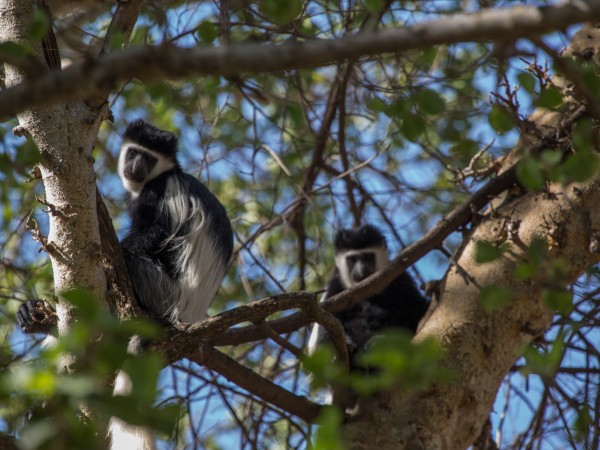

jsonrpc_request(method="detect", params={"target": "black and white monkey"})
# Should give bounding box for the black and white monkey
[17,120,233,450]
[117,119,233,324]
[308,224,429,375]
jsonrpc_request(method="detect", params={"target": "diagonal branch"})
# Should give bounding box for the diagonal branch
[1,1,600,119]
[190,344,321,423]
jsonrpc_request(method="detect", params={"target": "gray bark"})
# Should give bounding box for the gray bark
[0,0,106,333]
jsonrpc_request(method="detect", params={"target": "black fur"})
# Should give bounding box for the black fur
[120,121,233,322]
[328,225,429,365]
[334,224,385,251]
[327,269,428,360]
[123,119,178,158]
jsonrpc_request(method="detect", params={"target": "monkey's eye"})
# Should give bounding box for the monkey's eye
[142,152,157,165]
[127,148,138,158]
[347,255,358,265]
[363,253,375,264]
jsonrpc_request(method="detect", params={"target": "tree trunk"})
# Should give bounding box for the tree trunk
[0,0,106,334]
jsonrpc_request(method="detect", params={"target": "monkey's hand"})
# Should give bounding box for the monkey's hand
[17,300,58,335]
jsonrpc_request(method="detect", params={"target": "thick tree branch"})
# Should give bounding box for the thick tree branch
[1,1,600,119]
[341,24,600,450]
[0,0,107,336]
[157,292,319,361]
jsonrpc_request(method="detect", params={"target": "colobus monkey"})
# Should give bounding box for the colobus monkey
[18,120,233,450]
[111,119,233,449]
[118,119,233,324]
[308,224,428,371]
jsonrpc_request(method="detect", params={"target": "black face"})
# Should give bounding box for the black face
[347,252,376,283]
[123,147,158,183]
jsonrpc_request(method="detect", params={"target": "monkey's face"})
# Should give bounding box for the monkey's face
[123,147,157,183]
[118,143,176,196]
[335,245,388,289]
[346,252,376,283]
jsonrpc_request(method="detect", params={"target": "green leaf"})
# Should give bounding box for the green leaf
[539,149,562,166]
[0,41,35,60]
[259,0,302,25]
[582,63,600,97]
[301,346,344,392]
[516,155,545,190]
[535,86,563,109]
[122,353,163,403]
[488,104,514,134]
[367,95,387,113]
[197,21,218,44]
[517,72,536,94]
[364,0,386,13]
[560,150,599,183]
[541,288,573,316]
[572,118,594,152]
[480,285,512,311]
[417,89,446,115]
[475,240,507,264]
[313,406,345,450]
[386,97,410,118]
[527,237,548,270]
[18,420,58,450]
[522,344,561,377]
[573,406,592,441]
[514,262,537,280]
[402,113,425,142]
[29,9,50,41]
[354,330,451,392]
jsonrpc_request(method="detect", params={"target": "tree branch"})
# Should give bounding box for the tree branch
[1,1,600,119]
[190,344,321,423]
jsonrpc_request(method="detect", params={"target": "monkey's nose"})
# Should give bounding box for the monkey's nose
[351,263,372,283]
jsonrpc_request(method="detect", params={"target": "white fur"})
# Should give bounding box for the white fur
[118,143,176,197]
[307,291,328,357]
[109,370,156,450]
[334,246,389,289]
[161,176,227,323]
[307,292,334,405]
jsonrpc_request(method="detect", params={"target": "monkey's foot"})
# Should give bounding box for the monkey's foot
[17,300,57,335]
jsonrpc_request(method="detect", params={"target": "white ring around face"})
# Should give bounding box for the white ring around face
[118,142,176,196]
[334,245,389,288]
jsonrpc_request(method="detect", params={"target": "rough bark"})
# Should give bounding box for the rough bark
[0,0,106,335]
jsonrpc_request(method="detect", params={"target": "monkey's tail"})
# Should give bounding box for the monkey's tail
[108,337,157,450]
